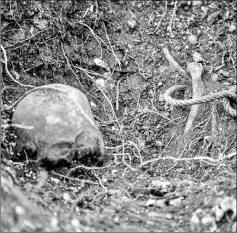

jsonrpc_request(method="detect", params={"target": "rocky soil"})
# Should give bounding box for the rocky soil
[1,0,236,232]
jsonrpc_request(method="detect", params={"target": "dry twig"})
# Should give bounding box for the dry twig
[1,45,35,88]
[162,47,190,81]
[167,0,177,37]
[67,163,113,176]
[148,1,168,35]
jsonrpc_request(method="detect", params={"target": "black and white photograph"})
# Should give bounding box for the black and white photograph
[1,0,236,232]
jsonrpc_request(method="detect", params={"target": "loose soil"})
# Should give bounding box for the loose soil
[1,0,236,232]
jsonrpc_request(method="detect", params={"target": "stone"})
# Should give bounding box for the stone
[188,34,198,45]
[12,84,104,167]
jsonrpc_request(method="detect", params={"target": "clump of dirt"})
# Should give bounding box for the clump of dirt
[1,0,236,232]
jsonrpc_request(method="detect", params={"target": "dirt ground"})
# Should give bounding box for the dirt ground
[1,0,236,232]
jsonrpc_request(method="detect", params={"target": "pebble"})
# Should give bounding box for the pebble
[201,6,208,14]
[193,52,202,62]
[232,222,236,232]
[63,192,71,203]
[156,140,163,147]
[127,18,137,29]
[151,180,172,192]
[174,45,181,51]
[90,101,97,109]
[137,3,143,9]
[50,217,59,229]
[197,29,202,36]
[222,82,230,87]
[158,94,164,102]
[190,212,201,231]
[201,214,216,230]
[211,73,219,82]
[213,205,224,222]
[15,205,26,215]
[129,74,141,89]
[184,45,189,49]
[158,65,175,79]
[51,177,60,184]
[157,82,163,87]
[219,70,229,77]
[229,23,236,32]
[101,208,116,217]
[192,0,202,11]
[193,0,202,7]
[188,34,198,44]
[207,11,220,25]
[95,78,106,88]
[71,219,80,227]
[93,58,110,70]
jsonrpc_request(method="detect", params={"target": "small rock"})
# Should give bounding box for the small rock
[169,197,184,206]
[104,79,115,91]
[196,29,202,36]
[128,74,142,90]
[68,186,78,192]
[219,70,229,77]
[15,205,26,215]
[50,217,59,229]
[165,213,173,219]
[71,219,80,227]
[151,180,172,193]
[188,34,198,45]
[183,5,190,11]
[95,78,106,89]
[184,45,189,49]
[158,94,164,102]
[157,82,163,87]
[201,6,208,14]
[207,11,220,25]
[232,222,236,232]
[158,65,175,79]
[192,0,202,11]
[63,192,71,203]
[212,205,224,222]
[174,45,181,51]
[90,101,97,109]
[108,189,123,196]
[51,177,60,184]
[219,196,236,214]
[147,199,166,207]
[148,89,154,95]
[200,6,208,19]
[211,73,219,82]
[93,58,110,70]
[193,52,203,62]
[190,210,202,231]
[137,3,143,8]
[201,214,217,231]
[193,0,202,6]
[102,177,108,182]
[111,170,118,176]
[229,23,236,32]
[144,130,149,136]
[101,208,116,217]
[147,212,161,218]
[222,82,231,87]
[156,140,163,147]
[146,199,156,206]
[127,18,137,29]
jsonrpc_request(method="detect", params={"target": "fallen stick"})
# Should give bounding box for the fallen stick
[162,47,190,81]
[183,62,204,134]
